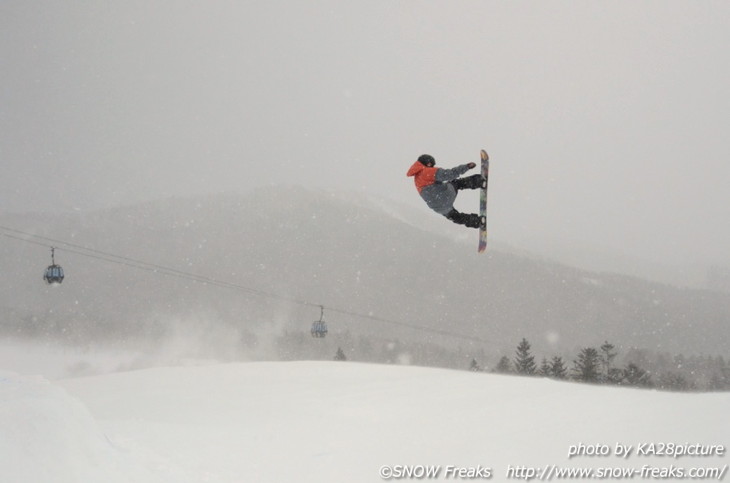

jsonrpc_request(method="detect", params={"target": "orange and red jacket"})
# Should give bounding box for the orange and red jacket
[406,161,438,194]
[406,160,472,215]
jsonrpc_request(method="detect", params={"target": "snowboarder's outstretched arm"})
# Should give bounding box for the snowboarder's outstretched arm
[434,163,476,183]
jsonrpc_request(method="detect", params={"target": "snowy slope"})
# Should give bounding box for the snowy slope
[2,361,728,482]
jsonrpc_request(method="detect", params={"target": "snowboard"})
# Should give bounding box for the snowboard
[478,149,489,253]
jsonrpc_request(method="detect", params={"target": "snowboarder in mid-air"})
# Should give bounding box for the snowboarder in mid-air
[406,154,485,229]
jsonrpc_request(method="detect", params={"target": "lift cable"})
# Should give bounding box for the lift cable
[0,224,493,346]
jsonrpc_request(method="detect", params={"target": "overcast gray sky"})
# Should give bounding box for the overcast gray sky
[2,1,729,276]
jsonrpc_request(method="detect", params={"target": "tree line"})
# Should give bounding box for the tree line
[470,338,730,392]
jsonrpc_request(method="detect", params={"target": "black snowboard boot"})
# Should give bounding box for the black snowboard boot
[452,174,484,191]
[445,209,481,229]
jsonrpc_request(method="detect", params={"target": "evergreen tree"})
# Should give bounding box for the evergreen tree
[572,347,601,383]
[538,357,551,377]
[600,341,618,382]
[707,356,730,391]
[706,356,730,391]
[514,338,536,375]
[708,371,726,391]
[606,367,625,385]
[622,363,653,388]
[334,347,347,361]
[494,356,512,374]
[469,358,481,372]
[550,356,568,380]
[657,372,692,391]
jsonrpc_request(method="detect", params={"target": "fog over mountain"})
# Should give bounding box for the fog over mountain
[2,188,727,362]
[3,1,730,285]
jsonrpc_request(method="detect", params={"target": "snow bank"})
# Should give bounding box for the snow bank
[62,361,730,483]
[0,371,163,483]
[2,361,728,482]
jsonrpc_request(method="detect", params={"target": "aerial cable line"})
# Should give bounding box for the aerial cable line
[0,225,313,306]
[0,224,493,346]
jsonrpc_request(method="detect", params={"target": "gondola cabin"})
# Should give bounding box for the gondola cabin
[311,320,328,338]
[311,305,328,338]
[43,248,65,285]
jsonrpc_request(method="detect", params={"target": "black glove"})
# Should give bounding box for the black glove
[466,162,477,169]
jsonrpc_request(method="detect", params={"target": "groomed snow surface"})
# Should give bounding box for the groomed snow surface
[2,360,729,482]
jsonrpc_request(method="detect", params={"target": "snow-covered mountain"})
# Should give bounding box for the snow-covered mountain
[1,187,728,361]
